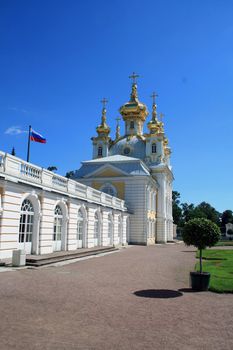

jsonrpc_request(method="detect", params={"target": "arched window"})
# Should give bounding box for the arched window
[108,214,112,239]
[77,209,84,242]
[94,212,99,239]
[152,143,156,153]
[98,146,103,156]
[54,205,62,243]
[130,121,134,129]
[19,199,34,245]
[118,216,122,238]
[100,183,117,197]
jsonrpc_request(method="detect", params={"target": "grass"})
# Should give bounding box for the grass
[215,240,233,246]
[195,249,233,293]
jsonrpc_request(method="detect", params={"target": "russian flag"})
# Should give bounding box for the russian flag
[30,129,46,144]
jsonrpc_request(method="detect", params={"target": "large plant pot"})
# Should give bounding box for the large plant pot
[190,272,210,291]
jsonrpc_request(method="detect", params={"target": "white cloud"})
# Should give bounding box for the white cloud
[5,126,27,135]
[8,107,29,114]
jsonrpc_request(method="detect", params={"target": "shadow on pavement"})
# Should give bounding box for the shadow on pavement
[178,288,200,293]
[181,251,197,253]
[133,289,183,299]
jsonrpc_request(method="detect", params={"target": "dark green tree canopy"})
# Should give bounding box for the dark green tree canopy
[47,166,57,172]
[172,191,182,225]
[221,210,233,226]
[65,171,75,179]
[182,218,220,250]
[11,147,16,156]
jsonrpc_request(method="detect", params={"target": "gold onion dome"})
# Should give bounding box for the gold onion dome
[147,101,160,133]
[119,77,148,121]
[96,98,110,135]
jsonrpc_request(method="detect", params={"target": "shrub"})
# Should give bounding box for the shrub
[182,218,220,273]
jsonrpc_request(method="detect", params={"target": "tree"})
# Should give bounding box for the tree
[65,171,75,179]
[181,202,195,223]
[221,210,233,226]
[11,147,16,156]
[172,191,182,226]
[182,218,220,273]
[47,166,57,172]
[193,202,220,225]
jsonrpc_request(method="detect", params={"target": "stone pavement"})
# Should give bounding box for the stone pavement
[0,244,232,350]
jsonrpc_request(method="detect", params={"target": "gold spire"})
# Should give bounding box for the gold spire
[147,91,161,133]
[119,72,148,129]
[129,72,139,102]
[151,92,158,122]
[115,117,121,140]
[96,98,110,135]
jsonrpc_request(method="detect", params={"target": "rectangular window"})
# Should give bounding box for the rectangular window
[130,121,134,129]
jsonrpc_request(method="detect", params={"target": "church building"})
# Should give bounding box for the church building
[0,74,174,261]
[74,74,174,245]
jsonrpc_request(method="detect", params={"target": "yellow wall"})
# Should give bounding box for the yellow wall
[92,181,125,200]
[94,169,123,177]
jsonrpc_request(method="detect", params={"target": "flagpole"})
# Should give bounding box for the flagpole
[27,125,32,162]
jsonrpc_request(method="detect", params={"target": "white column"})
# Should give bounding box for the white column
[0,185,21,259]
[39,195,54,255]
[156,173,167,243]
[122,214,128,245]
[113,213,119,245]
[102,210,109,246]
[86,206,96,248]
[67,201,78,251]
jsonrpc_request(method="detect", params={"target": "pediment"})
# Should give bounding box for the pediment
[83,164,129,178]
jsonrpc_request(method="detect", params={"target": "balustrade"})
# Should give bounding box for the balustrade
[0,152,127,211]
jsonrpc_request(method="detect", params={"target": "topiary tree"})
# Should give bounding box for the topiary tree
[182,218,220,273]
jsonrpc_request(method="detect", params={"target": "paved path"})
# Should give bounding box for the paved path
[0,244,232,350]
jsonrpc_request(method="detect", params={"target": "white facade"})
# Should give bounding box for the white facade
[75,81,174,245]
[0,152,128,259]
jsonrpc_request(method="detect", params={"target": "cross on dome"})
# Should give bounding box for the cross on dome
[150,91,158,104]
[129,72,139,85]
[100,98,108,109]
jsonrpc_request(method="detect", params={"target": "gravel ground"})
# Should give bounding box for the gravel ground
[0,243,232,350]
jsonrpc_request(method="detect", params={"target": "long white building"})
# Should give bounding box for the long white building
[0,152,128,259]
[0,77,174,260]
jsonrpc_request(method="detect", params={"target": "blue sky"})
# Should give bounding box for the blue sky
[1,0,233,212]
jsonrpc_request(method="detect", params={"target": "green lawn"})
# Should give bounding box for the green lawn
[196,249,233,293]
[215,241,233,246]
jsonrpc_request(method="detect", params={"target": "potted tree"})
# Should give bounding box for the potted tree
[182,218,220,291]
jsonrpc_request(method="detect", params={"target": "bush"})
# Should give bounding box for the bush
[227,229,233,236]
[182,218,221,273]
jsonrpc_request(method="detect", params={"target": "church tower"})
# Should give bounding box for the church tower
[92,98,111,159]
[119,73,148,137]
[75,73,174,245]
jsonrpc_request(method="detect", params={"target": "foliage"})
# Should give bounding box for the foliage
[65,170,75,178]
[227,229,233,236]
[195,249,233,293]
[182,218,220,273]
[172,190,228,228]
[172,191,182,225]
[181,203,195,223]
[194,202,220,225]
[11,147,16,156]
[47,166,57,172]
[221,210,233,226]
[182,218,220,250]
